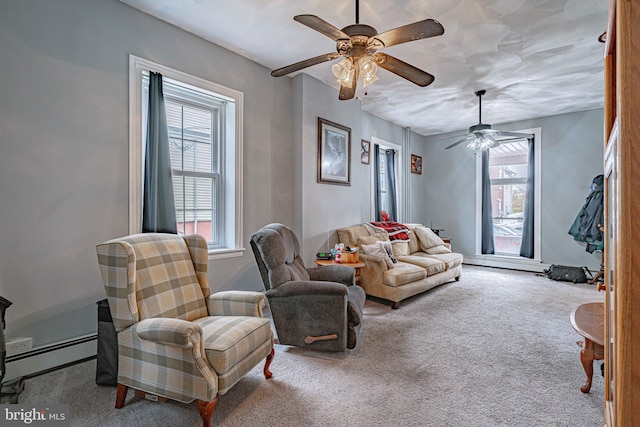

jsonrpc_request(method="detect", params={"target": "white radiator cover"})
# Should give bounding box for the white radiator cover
[5,334,97,381]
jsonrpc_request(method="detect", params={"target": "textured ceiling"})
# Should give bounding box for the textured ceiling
[119,0,608,137]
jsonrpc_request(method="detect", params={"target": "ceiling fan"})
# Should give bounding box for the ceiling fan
[270,0,444,100]
[445,90,533,150]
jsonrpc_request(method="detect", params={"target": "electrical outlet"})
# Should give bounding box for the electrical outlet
[6,337,32,356]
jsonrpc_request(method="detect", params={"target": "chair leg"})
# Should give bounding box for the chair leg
[197,397,218,427]
[115,383,129,409]
[264,347,275,379]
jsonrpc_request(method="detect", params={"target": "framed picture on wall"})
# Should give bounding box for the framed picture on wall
[317,117,351,186]
[361,140,371,164]
[411,154,422,174]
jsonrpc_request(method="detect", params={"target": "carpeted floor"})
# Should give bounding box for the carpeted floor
[20,266,605,426]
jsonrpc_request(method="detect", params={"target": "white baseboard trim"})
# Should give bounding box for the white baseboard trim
[5,333,97,380]
[463,255,550,273]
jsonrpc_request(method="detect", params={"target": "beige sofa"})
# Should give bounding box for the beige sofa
[337,224,463,309]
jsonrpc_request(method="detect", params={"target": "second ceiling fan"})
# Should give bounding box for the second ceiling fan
[271,0,444,100]
[445,90,533,150]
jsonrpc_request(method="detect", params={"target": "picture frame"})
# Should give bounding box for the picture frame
[411,154,422,175]
[317,117,351,186]
[361,139,371,164]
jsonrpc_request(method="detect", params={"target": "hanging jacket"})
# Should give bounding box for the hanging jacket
[568,174,604,253]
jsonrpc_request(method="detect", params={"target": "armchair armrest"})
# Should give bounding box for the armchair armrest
[207,290,266,317]
[307,265,354,286]
[134,318,202,349]
[266,280,347,298]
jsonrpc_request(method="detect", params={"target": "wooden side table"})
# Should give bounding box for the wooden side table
[570,302,605,393]
[314,259,366,284]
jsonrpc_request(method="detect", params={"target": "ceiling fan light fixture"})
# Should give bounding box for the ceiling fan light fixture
[359,56,379,87]
[466,134,494,151]
[332,58,356,86]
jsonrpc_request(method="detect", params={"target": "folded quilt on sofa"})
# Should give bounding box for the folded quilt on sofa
[367,221,411,241]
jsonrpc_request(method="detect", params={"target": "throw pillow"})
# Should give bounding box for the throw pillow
[425,244,452,254]
[391,241,410,257]
[356,232,389,248]
[414,226,445,252]
[379,240,397,263]
[361,242,394,268]
[406,227,420,254]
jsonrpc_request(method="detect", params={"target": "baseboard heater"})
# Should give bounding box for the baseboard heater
[5,333,97,380]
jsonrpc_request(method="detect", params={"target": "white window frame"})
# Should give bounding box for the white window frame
[474,127,542,265]
[370,136,404,221]
[128,55,244,259]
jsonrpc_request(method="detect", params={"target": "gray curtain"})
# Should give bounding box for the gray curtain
[519,137,535,258]
[373,146,398,221]
[373,145,382,221]
[142,72,177,234]
[481,150,495,254]
[385,149,397,221]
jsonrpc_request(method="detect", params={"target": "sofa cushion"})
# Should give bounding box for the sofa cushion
[414,226,450,253]
[383,262,426,287]
[337,225,370,248]
[413,252,463,270]
[355,232,389,248]
[391,241,410,257]
[396,255,447,276]
[426,244,452,254]
[405,225,421,254]
[361,242,394,268]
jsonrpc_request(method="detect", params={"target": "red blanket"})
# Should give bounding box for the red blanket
[369,221,410,242]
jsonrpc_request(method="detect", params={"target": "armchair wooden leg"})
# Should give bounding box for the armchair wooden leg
[197,397,218,427]
[264,347,275,379]
[115,383,129,409]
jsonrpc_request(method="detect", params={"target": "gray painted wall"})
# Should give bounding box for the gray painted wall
[0,0,294,346]
[421,109,604,271]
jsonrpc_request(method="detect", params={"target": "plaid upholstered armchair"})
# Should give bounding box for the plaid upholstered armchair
[96,233,274,427]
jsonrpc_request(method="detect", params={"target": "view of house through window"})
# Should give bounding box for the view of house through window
[488,139,529,255]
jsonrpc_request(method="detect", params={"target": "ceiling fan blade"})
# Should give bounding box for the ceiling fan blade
[494,131,534,139]
[369,19,444,49]
[294,15,350,41]
[271,53,340,77]
[373,53,434,87]
[445,136,471,150]
[339,83,357,100]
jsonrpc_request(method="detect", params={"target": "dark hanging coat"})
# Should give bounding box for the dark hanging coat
[568,174,604,253]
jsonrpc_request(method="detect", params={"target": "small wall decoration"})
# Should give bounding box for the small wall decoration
[361,140,371,164]
[411,154,422,174]
[317,117,351,186]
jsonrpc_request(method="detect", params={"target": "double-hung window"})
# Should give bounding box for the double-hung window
[129,55,244,258]
[476,127,541,262]
[487,140,529,255]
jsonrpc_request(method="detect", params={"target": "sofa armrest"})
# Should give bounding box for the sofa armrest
[134,318,202,349]
[358,253,388,288]
[307,265,354,286]
[207,290,266,317]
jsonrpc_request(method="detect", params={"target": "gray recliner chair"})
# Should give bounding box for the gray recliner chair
[250,223,366,352]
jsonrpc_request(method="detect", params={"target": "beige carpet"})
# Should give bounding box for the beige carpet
[20,266,604,426]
